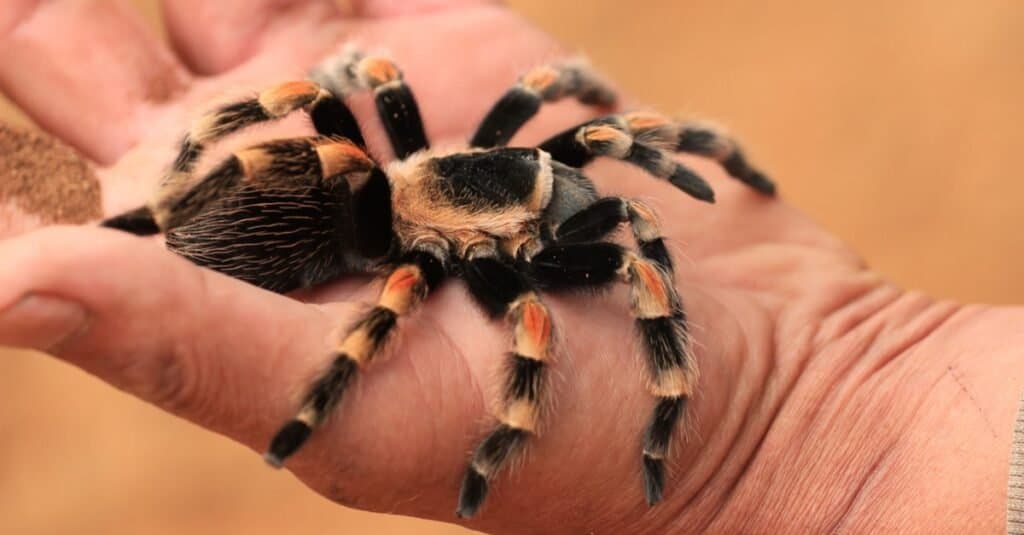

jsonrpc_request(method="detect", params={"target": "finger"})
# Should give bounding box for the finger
[0,225,489,518]
[348,0,500,18]
[161,0,343,75]
[0,0,191,164]
[0,226,332,449]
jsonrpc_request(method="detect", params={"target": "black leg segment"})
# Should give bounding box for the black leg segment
[457,256,556,518]
[100,205,159,235]
[375,82,428,158]
[541,112,779,198]
[539,120,715,203]
[264,251,444,467]
[553,197,675,273]
[528,242,625,292]
[553,197,628,244]
[310,92,366,146]
[527,240,695,507]
[471,62,616,148]
[311,50,428,158]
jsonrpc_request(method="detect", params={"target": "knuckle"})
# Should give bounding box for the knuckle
[115,340,207,418]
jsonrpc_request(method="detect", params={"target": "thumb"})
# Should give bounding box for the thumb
[0,226,334,449]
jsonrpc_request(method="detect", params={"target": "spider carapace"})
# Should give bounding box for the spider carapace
[101,47,776,518]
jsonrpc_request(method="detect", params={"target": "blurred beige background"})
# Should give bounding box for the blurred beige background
[2,1,1022,534]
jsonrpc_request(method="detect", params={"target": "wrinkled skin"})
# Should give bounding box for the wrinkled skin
[1,1,1022,533]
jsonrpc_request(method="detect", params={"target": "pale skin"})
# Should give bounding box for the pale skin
[1,1,1022,533]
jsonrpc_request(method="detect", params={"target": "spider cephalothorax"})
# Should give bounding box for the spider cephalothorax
[101,47,775,518]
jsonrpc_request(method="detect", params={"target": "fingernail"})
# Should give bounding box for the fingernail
[0,294,88,352]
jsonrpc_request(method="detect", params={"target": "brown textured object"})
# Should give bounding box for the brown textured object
[0,123,101,224]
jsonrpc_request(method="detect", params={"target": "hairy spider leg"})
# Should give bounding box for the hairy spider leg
[554,196,675,272]
[541,198,689,505]
[541,114,776,197]
[121,136,373,233]
[457,256,556,518]
[620,112,776,195]
[100,205,160,234]
[311,50,428,159]
[165,82,364,203]
[265,250,446,466]
[529,242,695,506]
[470,61,617,148]
[100,80,363,234]
[539,119,716,203]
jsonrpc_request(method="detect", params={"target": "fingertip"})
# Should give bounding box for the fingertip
[161,0,342,75]
[0,294,88,354]
[0,1,190,163]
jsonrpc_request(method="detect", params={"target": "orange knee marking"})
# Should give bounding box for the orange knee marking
[259,81,320,116]
[627,200,661,241]
[625,112,671,131]
[267,80,319,99]
[360,57,400,86]
[522,66,559,92]
[628,200,657,224]
[315,139,372,180]
[516,299,551,359]
[634,261,669,309]
[523,301,551,349]
[583,124,624,142]
[385,266,421,293]
[580,125,632,157]
[380,266,423,314]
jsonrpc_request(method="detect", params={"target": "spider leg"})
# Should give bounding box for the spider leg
[265,250,446,466]
[457,254,555,518]
[99,80,364,235]
[104,136,375,233]
[311,49,427,158]
[540,119,716,203]
[168,81,363,197]
[99,206,161,234]
[622,112,776,195]
[470,61,617,148]
[553,196,674,272]
[529,241,693,506]
[539,113,776,198]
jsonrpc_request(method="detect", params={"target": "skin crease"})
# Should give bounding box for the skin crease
[1,0,1023,533]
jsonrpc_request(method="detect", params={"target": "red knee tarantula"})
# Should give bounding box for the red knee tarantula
[101,47,775,518]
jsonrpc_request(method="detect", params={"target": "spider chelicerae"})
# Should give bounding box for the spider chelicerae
[100,46,775,518]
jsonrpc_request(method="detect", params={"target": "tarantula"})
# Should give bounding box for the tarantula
[100,47,775,518]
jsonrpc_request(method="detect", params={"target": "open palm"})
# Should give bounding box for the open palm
[1,1,1020,533]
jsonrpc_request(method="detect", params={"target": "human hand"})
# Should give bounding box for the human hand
[2,1,1023,533]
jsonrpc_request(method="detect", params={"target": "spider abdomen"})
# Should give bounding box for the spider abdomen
[166,179,364,293]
